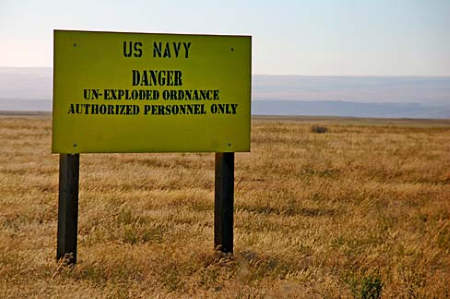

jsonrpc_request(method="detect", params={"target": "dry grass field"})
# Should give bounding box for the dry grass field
[1,115,450,298]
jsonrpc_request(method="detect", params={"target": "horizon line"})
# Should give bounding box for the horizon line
[1,66,450,78]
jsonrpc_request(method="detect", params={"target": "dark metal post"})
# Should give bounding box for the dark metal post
[57,154,80,264]
[214,152,235,253]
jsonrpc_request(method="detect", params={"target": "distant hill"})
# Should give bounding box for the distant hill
[253,75,450,106]
[0,67,449,118]
[252,100,450,119]
[0,67,52,100]
[0,99,52,111]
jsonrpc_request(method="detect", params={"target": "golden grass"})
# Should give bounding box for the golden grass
[1,115,450,298]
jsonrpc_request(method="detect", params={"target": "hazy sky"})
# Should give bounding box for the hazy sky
[1,0,449,76]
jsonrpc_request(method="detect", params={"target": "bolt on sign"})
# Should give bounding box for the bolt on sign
[52,30,251,153]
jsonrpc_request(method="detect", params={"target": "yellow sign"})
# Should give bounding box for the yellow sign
[52,30,251,153]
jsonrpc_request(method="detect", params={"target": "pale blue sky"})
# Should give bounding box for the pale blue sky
[1,0,449,76]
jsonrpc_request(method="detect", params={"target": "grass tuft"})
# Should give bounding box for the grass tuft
[310,124,329,133]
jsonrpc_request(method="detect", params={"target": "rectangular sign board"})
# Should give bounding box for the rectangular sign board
[52,30,251,153]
